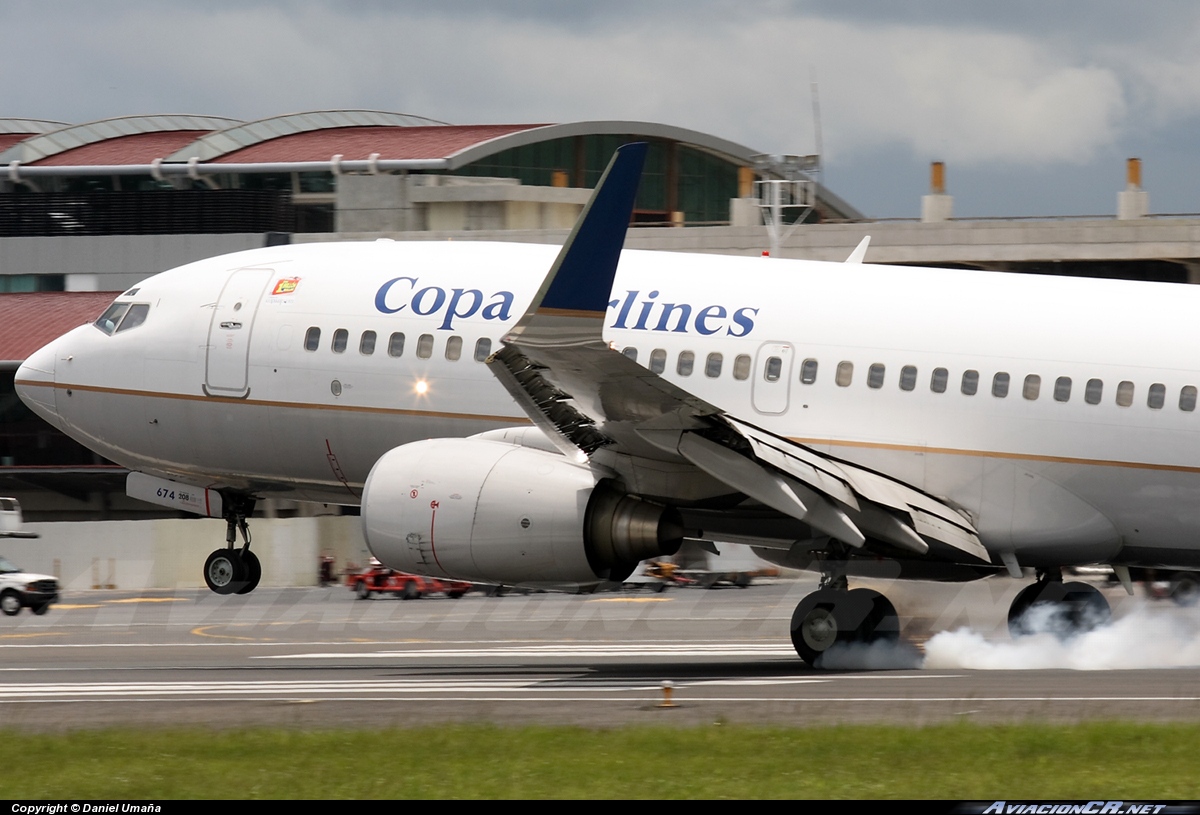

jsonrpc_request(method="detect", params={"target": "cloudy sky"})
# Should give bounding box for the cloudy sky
[5,0,1200,218]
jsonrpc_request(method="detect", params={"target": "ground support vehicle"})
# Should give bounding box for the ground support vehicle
[348,565,472,600]
[0,556,58,616]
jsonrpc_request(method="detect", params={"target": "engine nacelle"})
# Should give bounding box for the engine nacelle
[361,438,682,586]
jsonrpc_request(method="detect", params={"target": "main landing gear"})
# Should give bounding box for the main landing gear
[203,495,261,596]
[1007,570,1110,638]
[789,552,900,668]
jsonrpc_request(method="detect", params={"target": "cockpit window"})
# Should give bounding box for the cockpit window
[94,303,130,335]
[95,302,151,335]
[115,304,149,333]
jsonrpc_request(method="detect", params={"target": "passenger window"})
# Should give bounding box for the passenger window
[388,332,405,357]
[416,334,434,359]
[764,356,782,382]
[677,351,695,376]
[899,365,917,391]
[1181,386,1197,412]
[446,336,463,361]
[800,359,818,385]
[705,352,723,378]
[992,372,1010,398]
[961,370,979,396]
[116,304,150,333]
[95,303,131,335]
[732,354,751,381]
[1148,383,1166,410]
[1023,374,1041,400]
[1116,380,1134,407]
[622,347,638,362]
[359,331,376,355]
[304,327,321,352]
[474,338,492,362]
[332,329,348,353]
[867,363,885,389]
[650,349,667,374]
[1084,378,1103,405]
[930,368,948,393]
[835,361,854,387]
[1054,376,1072,402]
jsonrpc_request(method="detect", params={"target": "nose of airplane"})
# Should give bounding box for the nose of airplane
[15,340,59,428]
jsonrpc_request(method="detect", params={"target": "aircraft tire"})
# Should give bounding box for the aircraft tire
[1007,580,1111,638]
[789,588,899,668]
[237,550,262,595]
[1170,572,1200,607]
[204,549,247,596]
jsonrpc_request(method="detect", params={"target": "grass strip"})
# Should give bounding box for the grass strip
[1,721,1196,799]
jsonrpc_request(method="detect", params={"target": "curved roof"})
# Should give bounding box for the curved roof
[0,119,68,153]
[443,120,761,170]
[165,110,449,162]
[0,118,67,135]
[0,115,242,165]
[204,124,541,164]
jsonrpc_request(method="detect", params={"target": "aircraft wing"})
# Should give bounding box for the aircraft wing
[489,143,988,565]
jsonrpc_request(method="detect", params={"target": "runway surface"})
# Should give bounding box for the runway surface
[3,577,1200,730]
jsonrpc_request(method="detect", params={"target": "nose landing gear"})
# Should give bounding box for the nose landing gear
[203,494,261,596]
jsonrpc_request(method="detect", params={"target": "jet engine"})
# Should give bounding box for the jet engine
[361,438,683,587]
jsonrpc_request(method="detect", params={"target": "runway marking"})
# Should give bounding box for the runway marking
[585,597,673,603]
[0,632,65,640]
[256,643,804,659]
[53,604,103,610]
[190,625,264,642]
[105,597,190,604]
[1,677,1199,705]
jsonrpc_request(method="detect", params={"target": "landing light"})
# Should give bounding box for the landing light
[414,380,429,395]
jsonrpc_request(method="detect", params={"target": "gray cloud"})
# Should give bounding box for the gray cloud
[4,0,1200,216]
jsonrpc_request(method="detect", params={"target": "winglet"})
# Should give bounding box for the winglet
[845,236,871,264]
[511,142,648,328]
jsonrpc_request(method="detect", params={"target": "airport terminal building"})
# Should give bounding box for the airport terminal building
[3,107,1200,555]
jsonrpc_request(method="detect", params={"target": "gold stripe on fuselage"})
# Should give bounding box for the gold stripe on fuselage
[15,379,530,425]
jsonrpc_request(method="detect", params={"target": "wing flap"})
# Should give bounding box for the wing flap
[720,417,987,563]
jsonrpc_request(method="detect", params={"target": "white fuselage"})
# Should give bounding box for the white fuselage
[17,239,1200,569]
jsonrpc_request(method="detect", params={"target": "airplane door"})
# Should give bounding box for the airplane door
[204,268,273,397]
[752,341,793,414]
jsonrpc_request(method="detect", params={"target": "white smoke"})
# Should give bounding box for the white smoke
[816,639,924,671]
[923,602,1200,670]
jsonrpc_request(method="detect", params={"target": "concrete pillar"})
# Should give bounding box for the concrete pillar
[921,161,953,222]
[1118,157,1148,220]
[335,173,413,233]
[729,197,763,226]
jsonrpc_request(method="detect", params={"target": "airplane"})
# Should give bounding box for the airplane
[15,142,1200,666]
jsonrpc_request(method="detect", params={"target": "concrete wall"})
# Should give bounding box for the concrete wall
[3,515,370,591]
[303,217,1200,267]
[0,234,268,290]
[336,175,588,234]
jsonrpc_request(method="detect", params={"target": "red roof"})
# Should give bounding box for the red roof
[0,292,120,363]
[35,131,210,166]
[213,124,545,163]
[0,134,35,152]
